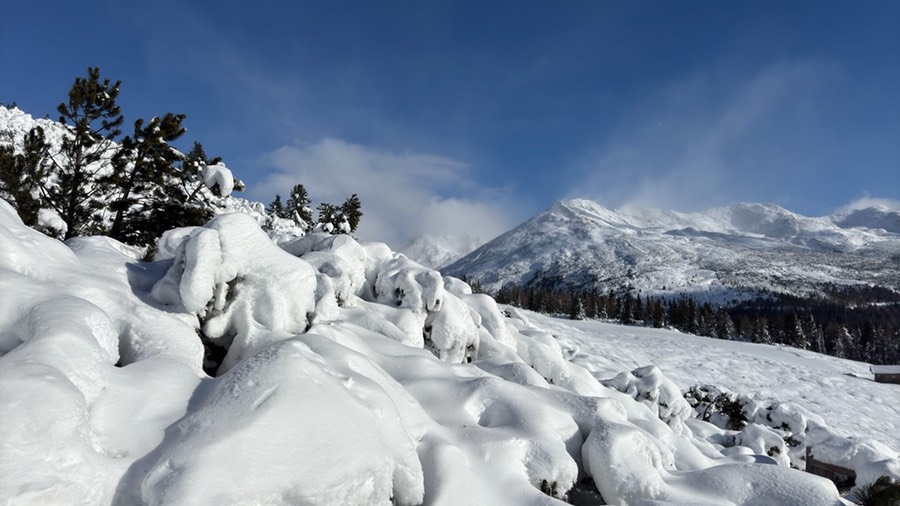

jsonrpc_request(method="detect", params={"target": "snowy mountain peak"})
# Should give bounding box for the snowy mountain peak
[445,198,900,300]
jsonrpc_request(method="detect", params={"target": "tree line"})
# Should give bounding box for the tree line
[266,184,362,235]
[0,67,363,247]
[0,67,227,245]
[486,283,900,365]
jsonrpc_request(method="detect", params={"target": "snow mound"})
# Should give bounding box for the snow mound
[603,365,693,436]
[125,339,424,506]
[1,198,883,505]
[583,420,843,505]
[151,213,318,373]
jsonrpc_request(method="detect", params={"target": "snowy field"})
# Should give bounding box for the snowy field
[2,195,899,505]
[530,314,900,455]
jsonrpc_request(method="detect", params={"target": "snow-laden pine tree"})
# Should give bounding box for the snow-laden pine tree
[267,194,287,218]
[47,67,123,239]
[107,113,187,244]
[286,184,312,230]
[570,297,586,320]
[340,193,362,233]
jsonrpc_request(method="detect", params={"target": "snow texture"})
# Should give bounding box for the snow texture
[0,196,895,505]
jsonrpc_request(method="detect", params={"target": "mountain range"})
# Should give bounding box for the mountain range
[444,198,900,302]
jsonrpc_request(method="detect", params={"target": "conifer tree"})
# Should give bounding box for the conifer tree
[107,113,186,243]
[340,193,363,233]
[46,67,124,238]
[778,312,807,348]
[619,293,634,325]
[267,194,287,218]
[650,299,666,328]
[751,317,772,344]
[570,297,586,320]
[133,140,219,241]
[286,184,312,229]
[714,308,736,340]
[0,127,49,225]
[316,201,341,233]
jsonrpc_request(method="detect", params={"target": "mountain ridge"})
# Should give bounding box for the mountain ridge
[445,198,900,302]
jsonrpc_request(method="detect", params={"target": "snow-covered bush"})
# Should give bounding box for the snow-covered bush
[284,234,483,364]
[685,383,900,489]
[604,365,693,435]
[684,384,751,430]
[151,213,318,373]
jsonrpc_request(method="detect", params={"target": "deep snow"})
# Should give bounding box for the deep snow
[1,197,898,505]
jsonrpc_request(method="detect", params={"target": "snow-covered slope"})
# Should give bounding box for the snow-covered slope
[445,198,900,300]
[532,313,900,455]
[5,197,896,505]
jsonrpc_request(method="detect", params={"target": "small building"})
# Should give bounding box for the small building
[871,365,900,384]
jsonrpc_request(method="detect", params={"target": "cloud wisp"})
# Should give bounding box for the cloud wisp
[568,60,843,213]
[251,139,519,248]
[834,194,900,214]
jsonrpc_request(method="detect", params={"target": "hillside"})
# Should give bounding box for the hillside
[445,199,900,301]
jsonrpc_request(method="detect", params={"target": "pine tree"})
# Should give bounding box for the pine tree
[781,312,808,349]
[826,324,849,359]
[267,194,287,218]
[714,308,736,340]
[685,299,699,334]
[286,184,312,230]
[860,322,877,362]
[137,140,218,240]
[316,201,340,233]
[570,297,586,320]
[619,293,634,325]
[0,126,49,226]
[107,113,187,243]
[737,315,753,341]
[650,299,666,328]
[751,317,772,344]
[46,66,124,238]
[340,193,363,233]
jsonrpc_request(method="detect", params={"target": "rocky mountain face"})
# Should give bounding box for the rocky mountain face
[444,198,900,303]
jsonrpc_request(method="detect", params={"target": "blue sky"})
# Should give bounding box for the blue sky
[2,1,898,245]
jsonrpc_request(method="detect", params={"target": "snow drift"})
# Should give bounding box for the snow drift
[1,197,894,505]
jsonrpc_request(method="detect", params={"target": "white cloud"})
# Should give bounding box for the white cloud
[250,139,519,248]
[569,60,841,212]
[834,194,900,214]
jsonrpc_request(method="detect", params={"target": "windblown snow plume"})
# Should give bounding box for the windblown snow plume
[1,197,895,505]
